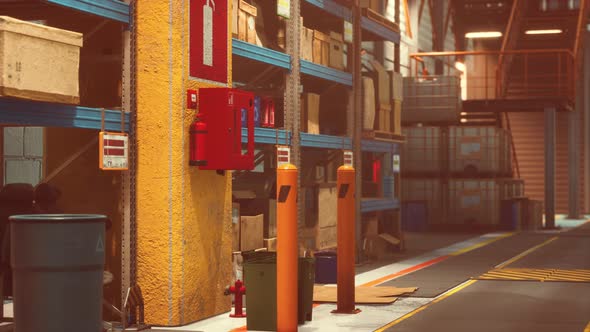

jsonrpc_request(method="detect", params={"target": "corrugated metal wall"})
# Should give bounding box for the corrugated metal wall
[508,112,585,213]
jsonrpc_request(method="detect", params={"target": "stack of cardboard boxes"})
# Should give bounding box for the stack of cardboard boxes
[362,62,403,136]
[300,18,347,71]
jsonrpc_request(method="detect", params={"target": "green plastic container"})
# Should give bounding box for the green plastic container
[243,253,315,331]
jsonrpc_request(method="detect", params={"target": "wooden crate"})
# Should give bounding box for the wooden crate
[0,16,82,104]
[312,30,330,66]
[238,0,257,44]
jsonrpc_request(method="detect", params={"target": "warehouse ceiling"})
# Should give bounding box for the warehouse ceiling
[454,0,587,51]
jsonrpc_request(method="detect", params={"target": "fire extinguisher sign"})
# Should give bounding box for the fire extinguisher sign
[190,0,228,83]
[99,132,129,171]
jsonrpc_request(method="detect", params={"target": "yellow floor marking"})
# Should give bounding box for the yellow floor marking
[584,321,590,332]
[479,268,590,282]
[449,233,515,256]
[374,280,478,332]
[496,236,559,269]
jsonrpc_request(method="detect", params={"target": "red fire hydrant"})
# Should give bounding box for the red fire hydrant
[224,280,246,318]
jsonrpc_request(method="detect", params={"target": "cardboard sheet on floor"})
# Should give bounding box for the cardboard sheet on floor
[313,286,417,304]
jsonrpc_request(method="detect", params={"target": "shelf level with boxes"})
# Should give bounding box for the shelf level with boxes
[304,0,401,43]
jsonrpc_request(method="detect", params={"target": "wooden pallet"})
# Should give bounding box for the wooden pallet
[362,8,400,33]
[362,130,405,142]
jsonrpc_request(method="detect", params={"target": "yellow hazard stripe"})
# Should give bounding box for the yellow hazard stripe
[374,280,478,331]
[584,321,590,332]
[479,268,590,282]
[450,233,515,256]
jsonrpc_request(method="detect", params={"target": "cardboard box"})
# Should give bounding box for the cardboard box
[318,183,337,228]
[313,30,330,66]
[317,225,337,250]
[238,0,257,44]
[300,18,314,61]
[362,77,376,130]
[266,199,277,238]
[364,216,379,237]
[392,72,403,101]
[329,32,345,70]
[364,233,399,259]
[301,224,336,251]
[301,93,320,134]
[232,0,239,37]
[0,16,82,104]
[264,237,277,251]
[393,100,402,135]
[232,203,241,252]
[240,214,263,251]
[370,60,391,107]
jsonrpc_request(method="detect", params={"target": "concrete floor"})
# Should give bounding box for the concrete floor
[382,221,590,332]
[153,217,589,332]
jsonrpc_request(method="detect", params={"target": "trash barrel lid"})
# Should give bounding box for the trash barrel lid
[9,214,107,223]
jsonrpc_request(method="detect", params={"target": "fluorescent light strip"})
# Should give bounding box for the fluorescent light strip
[525,29,563,35]
[465,31,502,39]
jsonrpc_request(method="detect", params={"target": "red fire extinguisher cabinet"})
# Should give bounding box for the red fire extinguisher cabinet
[194,88,255,171]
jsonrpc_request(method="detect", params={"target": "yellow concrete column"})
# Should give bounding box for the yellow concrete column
[136,0,233,325]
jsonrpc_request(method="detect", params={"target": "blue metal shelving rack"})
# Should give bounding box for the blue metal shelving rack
[45,0,130,24]
[300,60,353,86]
[232,39,292,70]
[361,198,400,213]
[241,127,291,146]
[0,98,130,132]
[0,0,131,131]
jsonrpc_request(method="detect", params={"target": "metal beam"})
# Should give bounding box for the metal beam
[545,107,556,229]
[353,0,363,260]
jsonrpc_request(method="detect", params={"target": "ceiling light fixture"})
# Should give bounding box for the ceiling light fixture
[525,29,563,35]
[465,31,502,39]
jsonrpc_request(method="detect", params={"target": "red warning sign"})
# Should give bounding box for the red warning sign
[190,0,228,83]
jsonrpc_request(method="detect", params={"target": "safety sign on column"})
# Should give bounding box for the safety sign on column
[190,0,228,83]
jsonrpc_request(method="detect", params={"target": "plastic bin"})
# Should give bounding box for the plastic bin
[402,201,428,231]
[314,251,337,284]
[10,214,106,332]
[243,253,315,331]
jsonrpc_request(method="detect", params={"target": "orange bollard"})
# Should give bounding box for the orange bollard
[333,164,360,314]
[277,163,298,331]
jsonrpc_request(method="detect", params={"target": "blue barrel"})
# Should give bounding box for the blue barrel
[501,199,522,230]
[402,201,428,231]
[10,214,106,332]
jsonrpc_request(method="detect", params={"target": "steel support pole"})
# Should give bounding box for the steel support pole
[545,107,556,228]
[569,85,581,219]
[584,32,590,213]
[352,0,363,260]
